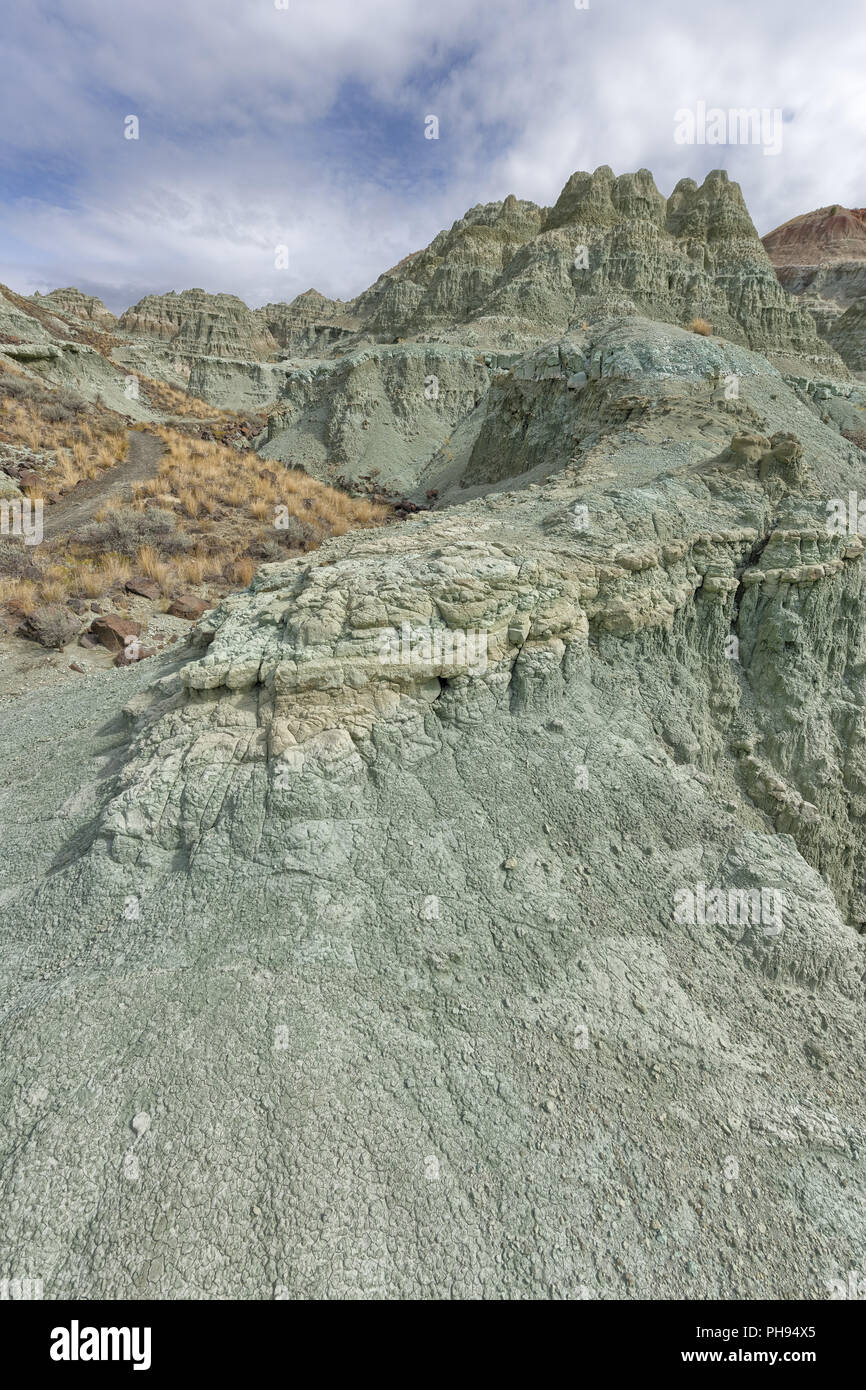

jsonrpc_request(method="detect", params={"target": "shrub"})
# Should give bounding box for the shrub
[21,603,80,648]
[0,543,39,579]
[687,317,713,336]
[0,377,43,403]
[273,515,317,550]
[54,388,87,413]
[41,403,75,423]
[78,505,192,557]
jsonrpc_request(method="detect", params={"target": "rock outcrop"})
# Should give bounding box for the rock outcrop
[118,289,278,359]
[828,298,866,372]
[258,170,847,486]
[763,205,866,305]
[262,343,508,491]
[12,169,847,416]
[255,290,360,352]
[0,285,156,419]
[30,287,117,331]
[342,169,838,370]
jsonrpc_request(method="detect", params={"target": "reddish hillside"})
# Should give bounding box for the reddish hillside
[763,205,866,267]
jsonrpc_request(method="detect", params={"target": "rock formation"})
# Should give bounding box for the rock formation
[118,288,278,359]
[2,303,865,1298]
[763,206,866,371]
[259,169,847,486]
[9,168,847,416]
[31,287,118,331]
[0,285,155,419]
[342,169,837,369]
[255,290,360,352]
[763,205,866,305]
[827,298,866,372]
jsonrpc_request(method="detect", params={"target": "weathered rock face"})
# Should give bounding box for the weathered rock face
[264,308,860,502]
[0,285,157,418]
[262,343,508,491]
[351,194,548,341]
[118,289,277,359]
[0,283,64,343]
[30,287,117,330]
[828,298,866,371]
[340,169,838,371]
[257,170,845,486]
[2,316,865,1299]
[763,206,866,369]
[255,290,360,352]
[13,170,847,425]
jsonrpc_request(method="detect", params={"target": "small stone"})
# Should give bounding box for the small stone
[114,645,155,668]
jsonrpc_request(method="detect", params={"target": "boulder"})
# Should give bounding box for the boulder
[125,576,162,601]
[167,594,209,621]
[88,613,142,652]
[21,604,81,649]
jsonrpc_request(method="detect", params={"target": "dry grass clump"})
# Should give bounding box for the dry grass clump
[175,553,211,586]
[0,576,38,614]
[0,369,128,491]
[0,551,137,612]
[135,544,173,592]
[226,555,257,587]
[687,317,713,336]
[131,374,220,419]
[138,427,391,559]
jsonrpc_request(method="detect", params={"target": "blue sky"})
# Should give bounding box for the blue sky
[1,0,864,313]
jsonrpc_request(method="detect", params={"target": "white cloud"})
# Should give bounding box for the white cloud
[1,0,864,311]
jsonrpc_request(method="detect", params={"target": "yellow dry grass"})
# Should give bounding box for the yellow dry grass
[0,577,38,614]
[0,383,393,623]
[0,385,129,493]
[135,545,173,591]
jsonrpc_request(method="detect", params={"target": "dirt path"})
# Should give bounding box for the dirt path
[42,430,164,539]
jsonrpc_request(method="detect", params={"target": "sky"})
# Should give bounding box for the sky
[1,0,864,314]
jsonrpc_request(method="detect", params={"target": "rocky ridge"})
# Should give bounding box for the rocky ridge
[31,287,118,331]
[118,289,278,359]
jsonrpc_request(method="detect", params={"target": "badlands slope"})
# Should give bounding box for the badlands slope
[1,170,866,1300]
